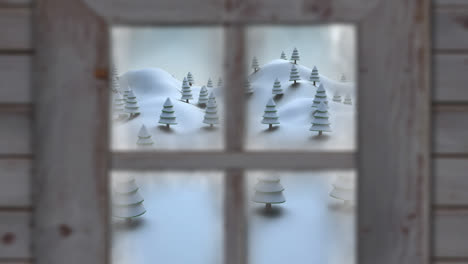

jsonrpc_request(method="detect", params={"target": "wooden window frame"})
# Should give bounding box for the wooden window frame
[32,0,431,264]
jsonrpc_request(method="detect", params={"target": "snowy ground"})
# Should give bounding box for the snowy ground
[112,60,356,151]
[111,171,355,264]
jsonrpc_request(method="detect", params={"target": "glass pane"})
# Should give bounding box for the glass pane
[244,25,357,151]
[111,26,225,151]
[246,170,356,264]
[111,171,224,264]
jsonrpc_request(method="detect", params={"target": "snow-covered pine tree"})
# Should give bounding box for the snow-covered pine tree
[198,85,209,106]
[272,78,283,95]
[207,78,213,88]
[245,79,254,94]
[124,90,140,117]
[217,77,223,89]
[332,92,342,103]
[203,92,219,127]
[330,174,355,205]
[343,94,352,105]
[290,47,300,64]
[312,83,328,108]
[180,77,193,103]
[113,92,126,118]
[122,85,132,100]
[309,66,320,86]
[252,175,286,209]
[111,66,119,93]
[136,124,154,146]
[340,73,346,82]
[209,91,216,103]
[187,72,195,86]
[280,51,287,60]
[159,97,177,128]
[289,64,300,84]
[310,101,331,135]
[262,98,280,130]
[112,176,146,221]
[251,56,260,73]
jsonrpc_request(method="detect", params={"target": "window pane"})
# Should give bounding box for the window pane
[246,170,356,264]
[244,25,356,151]
[111,26,225,151]
[111,171,224,264]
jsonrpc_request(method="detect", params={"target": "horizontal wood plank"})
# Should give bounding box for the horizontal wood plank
[0,8,31,51]
[0,212,30,258]
[0,112,31,155]
[0,55,31,103]
[434,54,468,102]
[112,151,356,170]
[0,159,31,207]
[0,0,31,7]
[433,210,468,258]
[433,109,468,154]
[434,158,468,205]
[434,8,468,51]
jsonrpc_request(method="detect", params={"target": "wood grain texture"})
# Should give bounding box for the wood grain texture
[33,0,109,264]
[433,210,468,257]
[0,159,31,207]
[0,112,31,155]
[358,1,430,264]
[433,109,468,154]
[433,54,468,102]
[434,158,468,205]
[0,8,31,51]
[0,55,31,103]
[0,212,30,259]
[433,8,468,51]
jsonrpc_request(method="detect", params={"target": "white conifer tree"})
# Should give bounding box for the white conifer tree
[159,98,177,128]
[217,77,223,89]
[203,92,219,127]
[332,92,342,103]
[262,98,280,130]
[209,91,216,102]
[207,78,213,88]
[111,66,119,93]
[290,47,300,64]
[252,175,286,209]
[272,78,283,95]
[112,176,146,220]
[198,85,209,105]
[122,85,132,100]
[180,77,193,103]
[312,84,329,108]
[309,66,320,86]
[310,101,331,135]
[124,90,140,117]
[344,94,352,105]
[289,64,300,84]
[136,124,154,146]
[113,92,126,118]
[330,174,355,205]
[251,56,260,73]
[187,72,195,86]
[340,73,346,82]
[245,79,254,94]
[280,51,287,60]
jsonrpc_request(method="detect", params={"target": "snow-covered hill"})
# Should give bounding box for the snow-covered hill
[112,60,356,151]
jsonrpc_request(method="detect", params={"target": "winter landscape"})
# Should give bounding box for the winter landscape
[111,25,356,264]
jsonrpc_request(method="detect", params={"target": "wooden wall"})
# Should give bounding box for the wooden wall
[0,0,465,263]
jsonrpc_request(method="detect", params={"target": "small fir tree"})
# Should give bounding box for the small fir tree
[111,66,120,93]
[251,56,260,73]
[180,77,193,103]
[245,79,254,94]
[340,74,346,82]
[123,86,132,100]
[310,101,331,135]
[136,124,154,146]
[343,94,352,105]
[159,97,177,128]
[262,98,280,130]
[207,78,214,88]
[113,92,126,117]
[203,92,219,127]
[217,78,223,89]
[332,92,342,103]
[209,91,216,102]
[312,84,328,108]
[187,72,195,86]
[280,51,287,60]
[112,176,146,221]
[272,78,283,95]
[290,47,300,64]
[289,64,300,84]
[252,175,286,209]
[309,66,320,86]
[124,90,140,117]
[330,174,355,205]
[198,86,209,105]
